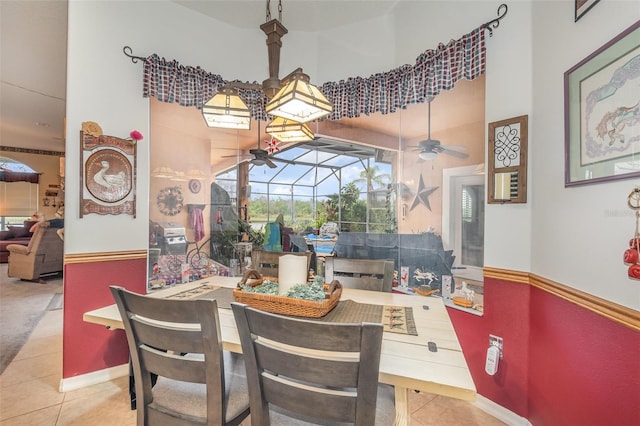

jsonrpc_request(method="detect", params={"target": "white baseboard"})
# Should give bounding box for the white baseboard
[473,394,532,426]
[59,363,129,392]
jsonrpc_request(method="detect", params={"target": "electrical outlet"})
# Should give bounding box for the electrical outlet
[489,334,503,358]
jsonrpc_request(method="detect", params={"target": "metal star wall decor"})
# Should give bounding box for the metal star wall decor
[410,175,439,211]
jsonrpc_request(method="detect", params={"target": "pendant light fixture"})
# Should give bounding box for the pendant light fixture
[265,68,332,123]
[260,0,332,139]
[202,86,251,130]
[201,0,332,142]
[265,116,314,143]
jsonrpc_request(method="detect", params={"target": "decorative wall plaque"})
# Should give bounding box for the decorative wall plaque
[157,186,184,216]
[80,130,136,217]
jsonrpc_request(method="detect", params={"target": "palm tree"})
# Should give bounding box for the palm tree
[352,163,392,231]
[353,164,392,191]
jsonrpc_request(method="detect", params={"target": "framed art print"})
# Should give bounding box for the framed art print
[564,20,640,187]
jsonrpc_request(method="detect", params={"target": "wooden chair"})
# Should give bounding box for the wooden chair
[251,249,312,277]
[231,302,395,426]
[324,257,394,292]
[110,286,250,426]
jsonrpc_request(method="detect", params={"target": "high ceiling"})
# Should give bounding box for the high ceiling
[0,0,481,156]
[1,1,68,152]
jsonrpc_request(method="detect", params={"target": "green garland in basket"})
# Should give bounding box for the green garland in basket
[239,277,326,301]
[288,280,326,301]
[239,279,279,294]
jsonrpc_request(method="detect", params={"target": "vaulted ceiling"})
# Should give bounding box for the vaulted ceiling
[1,0,483,157]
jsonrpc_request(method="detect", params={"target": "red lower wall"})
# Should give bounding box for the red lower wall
[62,258,147,378]
[449,276,640,425]
[447,277,531,417]
[527,286,640,426]
[62,263,639,424]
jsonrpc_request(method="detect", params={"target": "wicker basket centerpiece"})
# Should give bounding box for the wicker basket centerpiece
[233,269,342,318]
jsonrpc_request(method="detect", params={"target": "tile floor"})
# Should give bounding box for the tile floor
[0,308,506,425]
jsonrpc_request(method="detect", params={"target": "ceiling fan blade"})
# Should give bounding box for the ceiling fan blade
[265,158,277,168]
[221,154,251,159]
[440,144,467,150]
[441,148,470,158]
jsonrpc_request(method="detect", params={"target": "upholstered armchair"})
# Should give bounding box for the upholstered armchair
[7,222,63,281]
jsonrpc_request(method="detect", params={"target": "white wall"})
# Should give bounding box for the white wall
[65,0,269,254]
[531,1,640,309]
[66,1,640,309]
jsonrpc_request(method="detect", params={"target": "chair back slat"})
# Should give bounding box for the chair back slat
[139,347,207,384]
[262,375,358,422]
[244,306,364,351]
[324,258,394,292]
[129,319,204,355]
[232,302,383,426]
[251,250,312,277]
[254,338,360,387]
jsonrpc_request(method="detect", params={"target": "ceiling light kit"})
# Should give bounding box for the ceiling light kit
[201,87,251,130]
[265,116,314,143]
[408,101,469,161]
[202,0,332,144]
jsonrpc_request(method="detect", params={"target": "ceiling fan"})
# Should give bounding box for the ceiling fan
[221,121,277,168]
[408,101,469,161]
[249,142,277,169]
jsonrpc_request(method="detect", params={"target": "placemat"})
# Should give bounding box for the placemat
[318,299,417,335]
[168,285,417,335]
[166,284,235,309]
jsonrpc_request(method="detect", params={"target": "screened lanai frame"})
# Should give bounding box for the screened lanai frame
[215,136,395,233]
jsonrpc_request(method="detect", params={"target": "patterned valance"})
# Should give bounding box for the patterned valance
[142,26,485,121]
[0,170,40,183]
[142,56,270,121]
[323,27,485,120]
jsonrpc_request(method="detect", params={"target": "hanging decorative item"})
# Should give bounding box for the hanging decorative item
[127,130,144,145]
[188,179,202,194]
[266,137,280,154]
[487,115,528,204]
[624,187,640,279]
[157,186,184,216]
[80,122,137,217]
[409,175,438,212]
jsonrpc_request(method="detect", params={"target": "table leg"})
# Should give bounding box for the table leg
[129,361,136,410]
[394,386,410,426]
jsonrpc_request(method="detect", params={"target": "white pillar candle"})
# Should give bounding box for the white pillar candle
[494,172,511,201]
[278,254,308,295]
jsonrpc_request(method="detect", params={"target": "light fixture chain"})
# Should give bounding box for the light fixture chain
[278,0,282,21]
[266,0,271,22]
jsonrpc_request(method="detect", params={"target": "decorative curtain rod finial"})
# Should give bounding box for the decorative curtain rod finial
[482,3,508,37]
[123,46,147,64]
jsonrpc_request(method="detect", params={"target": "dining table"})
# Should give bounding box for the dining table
[83,276,476,426]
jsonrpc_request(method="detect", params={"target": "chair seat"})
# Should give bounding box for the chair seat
[152,351,250,423]
[268,384,396,426]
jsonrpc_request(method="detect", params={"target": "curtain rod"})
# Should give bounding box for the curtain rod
[481,4,508,37]
[123,3,508,64]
